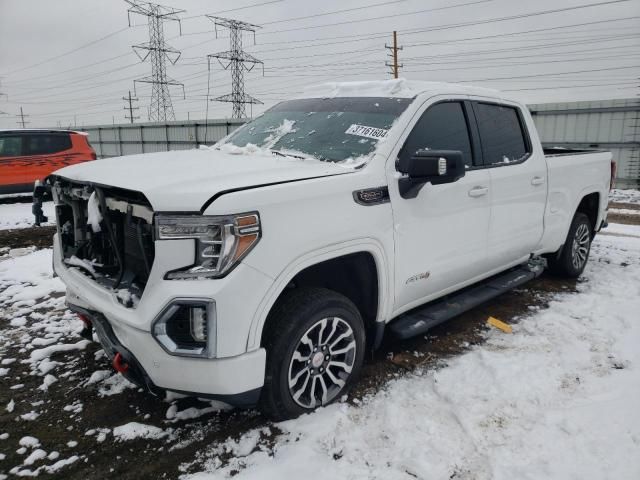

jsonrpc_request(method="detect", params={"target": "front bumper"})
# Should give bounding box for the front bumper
[53,234,270,403]
[70,304,262,406]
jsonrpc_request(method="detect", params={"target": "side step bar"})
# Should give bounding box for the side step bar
[389,264,543,340]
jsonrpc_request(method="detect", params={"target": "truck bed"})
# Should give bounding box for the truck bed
[538,148,612,253]
[543,147,606,157]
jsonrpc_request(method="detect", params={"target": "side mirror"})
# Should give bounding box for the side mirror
[397,149,466,198]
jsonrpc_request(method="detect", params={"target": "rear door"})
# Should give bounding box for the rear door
[388,98,492,312]
[470,101,547,268]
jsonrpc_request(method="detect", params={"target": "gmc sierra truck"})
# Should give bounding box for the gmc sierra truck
[49,80,613,419]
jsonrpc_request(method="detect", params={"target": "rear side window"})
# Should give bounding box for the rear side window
[473,103,529,165]
[400,101,474,167]
[0,136,23,157]
[24,134,72,155]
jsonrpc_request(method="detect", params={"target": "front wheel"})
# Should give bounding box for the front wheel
[546,212,592,278]
[259,287,366,420]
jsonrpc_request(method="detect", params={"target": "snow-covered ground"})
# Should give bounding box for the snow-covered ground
[183,228,640,480]
[0,201,55,230]
[610,188,640,205]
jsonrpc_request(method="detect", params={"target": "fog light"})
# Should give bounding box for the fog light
[152,299,216,358]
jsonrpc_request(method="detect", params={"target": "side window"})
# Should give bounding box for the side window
[0,136,23,157]
[24,134,72,155]
[473,103,529,165]
[401,102,474,167]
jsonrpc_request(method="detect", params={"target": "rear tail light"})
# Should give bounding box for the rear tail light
[610,160,617,190]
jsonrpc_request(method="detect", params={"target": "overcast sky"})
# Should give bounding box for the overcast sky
[0,0,638,128]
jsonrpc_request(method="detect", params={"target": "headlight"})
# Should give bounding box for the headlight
[156,212,260,279]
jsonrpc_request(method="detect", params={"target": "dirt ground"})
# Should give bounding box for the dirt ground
[1,203,639,479]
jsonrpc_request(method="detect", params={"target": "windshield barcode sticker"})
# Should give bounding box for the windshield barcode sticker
[345,124,389,140]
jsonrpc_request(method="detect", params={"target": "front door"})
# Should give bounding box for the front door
[388,99,491,313]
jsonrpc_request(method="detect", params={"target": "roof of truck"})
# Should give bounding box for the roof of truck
[299,78,514,102]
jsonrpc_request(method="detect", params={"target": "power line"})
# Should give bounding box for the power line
[261,0,411,25]
[183,0,284,20]
[258,0,633,39]
[206,16,264,119]
[403,16,640,49]
[3,27,132,76]
[127,0,185,122]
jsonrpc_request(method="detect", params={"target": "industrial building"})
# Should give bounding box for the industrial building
[530,98,639,188]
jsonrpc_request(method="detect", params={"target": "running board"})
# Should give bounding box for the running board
[389,265,543,340]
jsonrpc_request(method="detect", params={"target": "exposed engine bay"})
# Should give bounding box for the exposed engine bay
[50,176,155,307]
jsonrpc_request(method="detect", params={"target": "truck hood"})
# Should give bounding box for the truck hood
[54,148,354,211]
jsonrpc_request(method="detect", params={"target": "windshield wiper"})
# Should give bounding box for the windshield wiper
[271,150,307,160]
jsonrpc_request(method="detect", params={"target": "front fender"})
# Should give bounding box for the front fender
[245,238,392,351]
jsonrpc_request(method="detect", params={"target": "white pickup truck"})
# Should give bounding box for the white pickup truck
[49,80,613,419]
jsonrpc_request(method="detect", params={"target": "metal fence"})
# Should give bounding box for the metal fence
[80,119,245,158]
[529,98,640,188]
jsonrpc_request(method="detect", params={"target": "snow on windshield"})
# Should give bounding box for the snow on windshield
[220,97,412,164]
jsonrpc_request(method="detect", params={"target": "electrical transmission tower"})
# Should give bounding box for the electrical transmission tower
[126,1,185,122]
[206,16,264,119]
[385,31,403,79]
[17,107,30,128]
[123,90,140,123]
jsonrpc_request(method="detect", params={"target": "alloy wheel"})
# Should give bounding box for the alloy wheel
[571,223,590,270]
[287,317,357,409]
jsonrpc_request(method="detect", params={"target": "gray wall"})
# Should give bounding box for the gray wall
[81,119,245,158]
[529,98,639,188]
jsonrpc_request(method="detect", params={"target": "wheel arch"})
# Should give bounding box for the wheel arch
[575,191,600,235]
[246,240,390,352]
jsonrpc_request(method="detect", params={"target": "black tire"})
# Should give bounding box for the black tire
[546,212,592,278]
[259,287,366,420]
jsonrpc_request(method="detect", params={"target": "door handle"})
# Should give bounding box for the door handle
[468,186,489,197]
[531,176,545,186]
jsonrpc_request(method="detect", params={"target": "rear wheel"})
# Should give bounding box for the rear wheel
[546,212,592,278]
[259,287,366,420]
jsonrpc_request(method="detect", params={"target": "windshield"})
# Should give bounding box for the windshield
[221,97,413,163]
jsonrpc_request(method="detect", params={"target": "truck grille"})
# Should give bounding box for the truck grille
[53,178,155,306]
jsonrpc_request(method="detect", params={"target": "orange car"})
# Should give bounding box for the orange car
[0,129,96,194]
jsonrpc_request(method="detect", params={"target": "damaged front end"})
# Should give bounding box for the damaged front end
[50,176,155,307]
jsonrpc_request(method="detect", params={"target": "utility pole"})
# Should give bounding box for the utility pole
[385,31,403,79]
[126,1,185,122]
[123,90,140,123]
[206,16,264,119]
[17,107,30,128]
